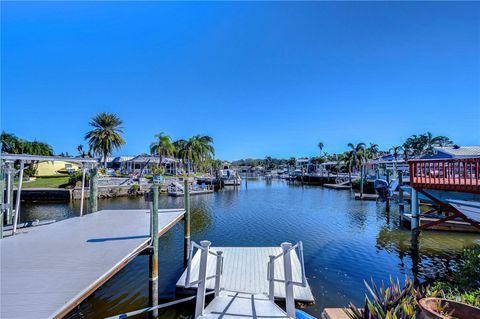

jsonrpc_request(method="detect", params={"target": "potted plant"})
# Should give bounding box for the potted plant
[419,297,480,319]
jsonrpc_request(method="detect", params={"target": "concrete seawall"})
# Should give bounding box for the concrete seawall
[14,184,163,201]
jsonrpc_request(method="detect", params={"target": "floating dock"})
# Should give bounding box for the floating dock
[1,208,185,319]
[168,188,214,197]
[176,246,315,303]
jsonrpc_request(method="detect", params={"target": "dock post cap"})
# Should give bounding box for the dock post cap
[281,242,292,249]
[200,240,211,247]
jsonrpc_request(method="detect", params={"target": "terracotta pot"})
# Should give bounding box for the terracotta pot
[419,297,480,319]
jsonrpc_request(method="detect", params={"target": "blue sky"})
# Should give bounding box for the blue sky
[1,1,479,160]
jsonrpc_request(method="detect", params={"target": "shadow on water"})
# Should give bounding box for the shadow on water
[19,179,480,318]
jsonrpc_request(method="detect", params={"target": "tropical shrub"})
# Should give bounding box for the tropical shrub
[345,277,419,319]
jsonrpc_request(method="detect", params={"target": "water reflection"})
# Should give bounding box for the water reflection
[18,179,479,318]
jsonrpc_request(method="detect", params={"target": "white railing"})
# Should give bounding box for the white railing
[185,240,224,319]
[267,241,307,318]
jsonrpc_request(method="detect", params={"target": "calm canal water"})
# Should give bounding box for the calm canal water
[20,179,480,318]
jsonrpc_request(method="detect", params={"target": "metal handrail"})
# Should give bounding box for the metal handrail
[267,241,307,318]
[184,240,224,319]
[104,291,216,319]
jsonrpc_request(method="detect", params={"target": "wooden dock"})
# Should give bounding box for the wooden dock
[401,213,480,233]
[1,208,185,319]
[176,246,314,303]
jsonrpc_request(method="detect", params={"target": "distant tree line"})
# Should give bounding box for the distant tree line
[231,132,454,175]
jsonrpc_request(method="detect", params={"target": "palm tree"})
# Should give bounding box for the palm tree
[340,150,355,182]
[403,132,453,157]
[85,112,125,167]
[76,144,92,158]
[365,143,379,160]
[318,142,324,157]
[347,142,366,171]
[150,132,175,173]
[180,135,214,174]
[390,146,402,162]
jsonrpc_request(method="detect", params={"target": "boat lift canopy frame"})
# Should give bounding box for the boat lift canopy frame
[0,153,99,237]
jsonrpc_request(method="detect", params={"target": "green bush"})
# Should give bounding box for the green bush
[68,171,89,186]
[426,248,480,307]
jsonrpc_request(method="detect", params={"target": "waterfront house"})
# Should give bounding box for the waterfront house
[421,146,480,159]
[123,154,179,176]
[35,160,80,176]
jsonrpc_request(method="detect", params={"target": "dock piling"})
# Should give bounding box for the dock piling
[149,185,159,319]
[89,166,98,213]
[385,170,390,213]
[411,188,419,230]
[183,179,191,267]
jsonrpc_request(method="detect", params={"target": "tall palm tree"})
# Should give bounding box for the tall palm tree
[318,142,324,157]
[179,135,214,174]
[340,150,355,182]
[366,143,379,160]
[85,112,125,167]
[347,142,366,171]
[390,146,402,162]
[150,132,175,173]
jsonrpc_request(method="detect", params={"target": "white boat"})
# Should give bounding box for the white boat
[219,168,241,186]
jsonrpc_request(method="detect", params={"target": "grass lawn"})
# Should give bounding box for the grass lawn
[21,176,70,189]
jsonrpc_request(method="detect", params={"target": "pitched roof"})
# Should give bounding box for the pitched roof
[435,146,480,158]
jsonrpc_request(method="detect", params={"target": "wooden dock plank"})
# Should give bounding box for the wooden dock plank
[176,247,314,302]
[1,209,185,319]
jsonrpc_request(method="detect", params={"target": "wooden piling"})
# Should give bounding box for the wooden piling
[149,185,159,319]
[89,167,98,213]
[183,179,191,267]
